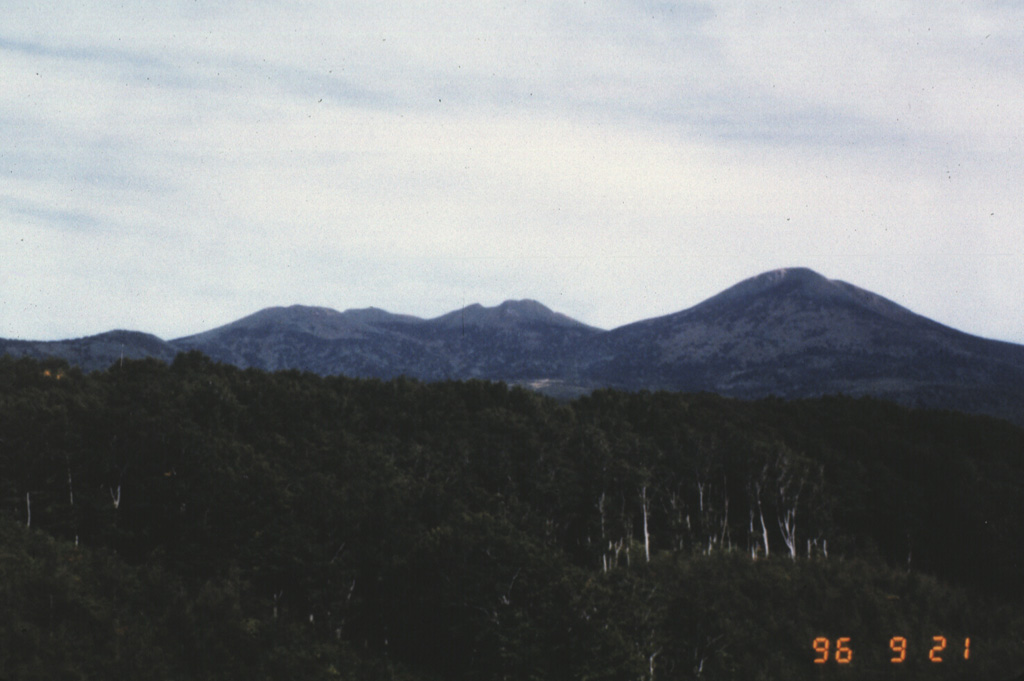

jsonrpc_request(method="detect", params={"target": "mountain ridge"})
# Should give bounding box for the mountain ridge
[426,299,601,331]
[687,267,923,324]
[4,268,1024,425]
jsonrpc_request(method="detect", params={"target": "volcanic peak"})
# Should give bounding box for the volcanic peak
[429,299,597,330]
[691,267,920,324]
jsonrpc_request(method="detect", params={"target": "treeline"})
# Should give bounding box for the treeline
[1,353,1023,680]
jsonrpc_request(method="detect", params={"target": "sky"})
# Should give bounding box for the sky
[2,1,1023,343]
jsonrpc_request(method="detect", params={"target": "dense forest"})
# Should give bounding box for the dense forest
[1,353,1023,680]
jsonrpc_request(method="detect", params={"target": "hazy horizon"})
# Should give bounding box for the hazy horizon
[3,3,1023,343]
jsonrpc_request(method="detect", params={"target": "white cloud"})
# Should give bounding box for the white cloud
[2,1,1023,344]
[711,2,1024,146]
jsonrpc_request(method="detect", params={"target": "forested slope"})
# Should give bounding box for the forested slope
[2,353,1023,680]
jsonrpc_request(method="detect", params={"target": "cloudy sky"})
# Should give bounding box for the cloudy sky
[3,1,1023,343]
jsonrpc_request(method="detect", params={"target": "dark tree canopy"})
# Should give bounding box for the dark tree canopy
[1,353,1023,680]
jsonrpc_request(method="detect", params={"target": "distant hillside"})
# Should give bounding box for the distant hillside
[4,268,1024,424]
[0,330,178,373]
[168,300,601,381]
[576,267,1024,424]
[169,305,445,378]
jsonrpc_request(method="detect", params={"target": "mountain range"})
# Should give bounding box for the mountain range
[4,267,1024,425]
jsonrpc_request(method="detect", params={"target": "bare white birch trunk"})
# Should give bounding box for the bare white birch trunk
[641,485,651,563]
[759,509,770,558]
[648,649,660,680]
[755,482,770,558]
[779,507,797,559]
[720,483,729,548]
[749,509,757,559]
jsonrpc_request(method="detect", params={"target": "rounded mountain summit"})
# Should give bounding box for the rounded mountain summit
[578,267,1024,423]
